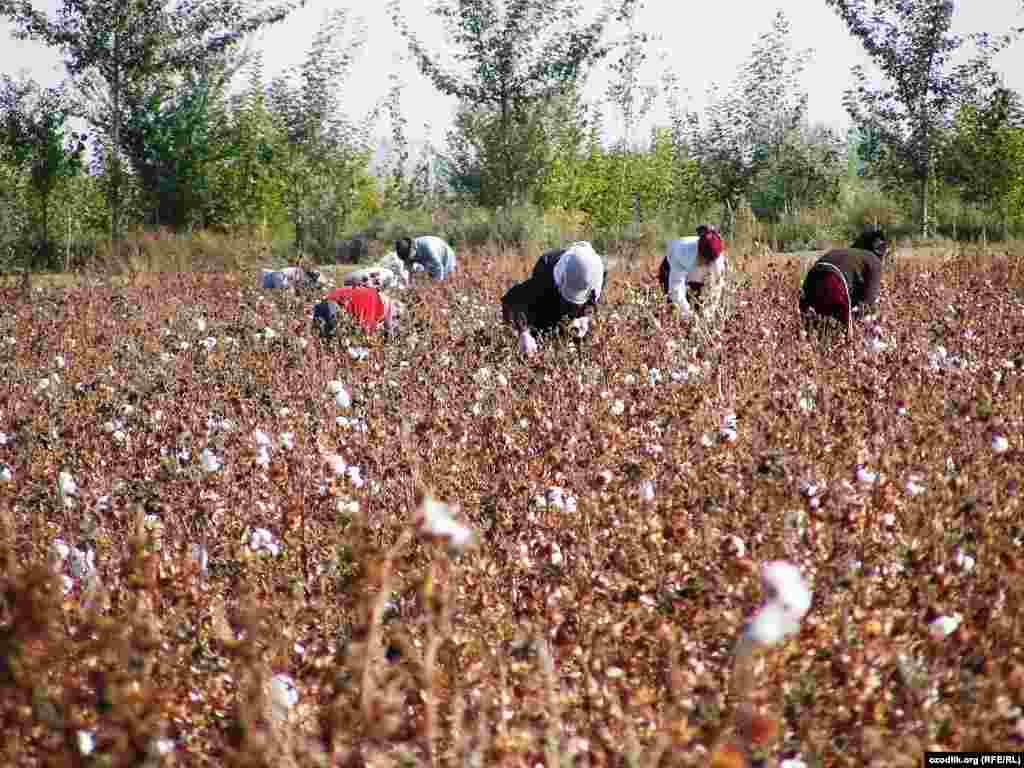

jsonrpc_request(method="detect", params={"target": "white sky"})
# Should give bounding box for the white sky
[2,0,1023,150]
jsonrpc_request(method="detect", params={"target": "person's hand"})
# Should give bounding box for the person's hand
[570,316,590,339]
[518,330,538,357]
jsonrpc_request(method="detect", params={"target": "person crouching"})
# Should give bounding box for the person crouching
[395,235,457,281]
[312,286,404,339]
[501,241,606,356]
[799,228,886,336]
[260,265,321,290]
[658,224,727,318]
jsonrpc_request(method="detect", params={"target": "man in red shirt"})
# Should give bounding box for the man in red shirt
[312,286,403,338]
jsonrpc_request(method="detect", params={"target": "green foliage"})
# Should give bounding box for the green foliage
[0,75,85,260]
[265,9,375,260]
[943,87,1024,234]
[826,0,1022,236]
[392,0,644,206]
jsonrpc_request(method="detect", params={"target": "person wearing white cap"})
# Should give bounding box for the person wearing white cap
[501,241,607,355]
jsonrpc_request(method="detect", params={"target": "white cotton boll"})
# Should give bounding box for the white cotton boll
[905,479,926,496]
[255,447,271,468]
[58,471,78,498]
[638,480,656,503]
[69,547,96,579]
[0,432,8,445]
[77,730,96,756]
[49,538,70,568]
[725,534,746,558]
[779,759,808,768]
[954,550,976,573]
[992,435,1010,453]
[334,387,352,408]
[249,528,281,557]
[518,331,538,356]
[496,372,509,387]
[648,368,662,386]
[253,429,272,447]
[269,674,299,723]
[417,497,474,553]
[550,542,564,567]
[798,396,815,412]
[200,337,217,352]
[195,317,207,333]
[278,432,295,450]
[346,466,364,488]
[0,464,11,483]
[929,614,961,639]
[760,561,812,619]
[610,399,625,416]
[190,543,209,577]
[856,466,878,486]
[261,326,277,340]
[347,346,369,361]
[55,354,66,369]
[623,373,637,386]
[325,454,348,477]
[744,601,802,646]
[700,433,714,448]
[112,429,127,444]
[199,448,222,473]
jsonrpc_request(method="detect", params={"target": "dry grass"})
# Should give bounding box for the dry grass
[1,239,1023,767]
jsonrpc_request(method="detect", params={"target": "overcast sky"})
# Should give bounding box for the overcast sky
[2,0,1023,149]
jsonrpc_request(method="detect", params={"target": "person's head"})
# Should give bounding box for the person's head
[852,228,888,260]
[395,237,414,262]
[696,224,724,265]
[304,269,322,287]
[553,242,604,317]
[312,299,340,339]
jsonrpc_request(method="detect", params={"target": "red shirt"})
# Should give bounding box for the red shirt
[323,287,387,332]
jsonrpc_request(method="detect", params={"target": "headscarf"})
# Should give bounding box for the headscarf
[553,242,604,305]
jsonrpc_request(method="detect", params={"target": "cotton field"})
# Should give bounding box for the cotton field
[1,244,1023,767]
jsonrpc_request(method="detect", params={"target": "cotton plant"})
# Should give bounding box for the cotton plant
[0,464,12,483]
[991,434,1010,453]
[269,674,299,725]
[57,470,78,508]
[719,412,738,443]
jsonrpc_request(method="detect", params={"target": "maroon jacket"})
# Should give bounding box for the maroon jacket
[800,248,881,315]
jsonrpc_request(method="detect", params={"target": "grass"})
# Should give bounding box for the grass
[0,238,1023,766]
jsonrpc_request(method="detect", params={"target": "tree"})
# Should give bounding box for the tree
[266,9,375,257]
[825,0,1021,237]
[943,86,1024,236]
[681,11,811,228]
[0,0,304,249]
[0,74,85,265]
[389,0,644,206]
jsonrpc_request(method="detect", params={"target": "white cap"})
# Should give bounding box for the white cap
[554,242,604,305]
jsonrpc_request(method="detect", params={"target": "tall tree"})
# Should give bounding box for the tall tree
[825,0,1021,236]
[0,74,85,264]
[0,0,303,249]
[389,0,644,206]
[681,11,811,227]
[943,86,1024,236]
[266,9,374,257]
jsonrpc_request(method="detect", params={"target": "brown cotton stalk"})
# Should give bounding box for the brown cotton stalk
[537,637,562,768]
[358,529,410,729]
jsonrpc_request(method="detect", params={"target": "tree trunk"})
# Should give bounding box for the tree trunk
[111,24,122,263]
[919,172,929,240]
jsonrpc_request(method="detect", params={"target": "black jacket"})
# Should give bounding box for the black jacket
[501,249,607,334]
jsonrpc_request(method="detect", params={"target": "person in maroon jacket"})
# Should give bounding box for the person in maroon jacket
[799,228,886,336]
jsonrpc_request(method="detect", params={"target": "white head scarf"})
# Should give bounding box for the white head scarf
[553,242,604,305]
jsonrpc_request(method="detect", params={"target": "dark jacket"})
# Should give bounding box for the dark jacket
[501,249,607,334]
[802,248,882,312]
